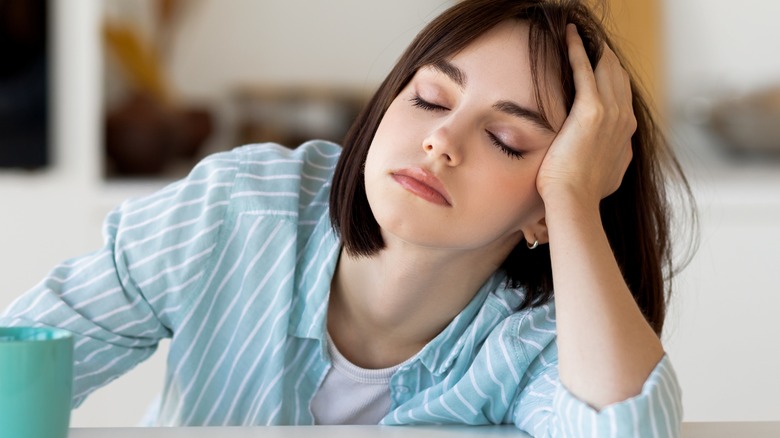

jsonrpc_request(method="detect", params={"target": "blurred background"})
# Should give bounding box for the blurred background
[1,0,778,427]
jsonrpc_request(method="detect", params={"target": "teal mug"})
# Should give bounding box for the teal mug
[0,327,74,438]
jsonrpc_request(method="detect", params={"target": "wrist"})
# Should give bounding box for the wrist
[539,184,601,217]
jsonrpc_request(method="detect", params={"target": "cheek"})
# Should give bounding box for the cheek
[475,166,545,226]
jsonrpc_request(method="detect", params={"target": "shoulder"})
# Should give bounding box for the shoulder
[223,140,342,218]
[485,293,558,368]
[230,140,342,176]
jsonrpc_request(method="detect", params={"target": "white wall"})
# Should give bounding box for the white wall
[1,0,778,428]
[663,0,780,107]
[660,0,780,422]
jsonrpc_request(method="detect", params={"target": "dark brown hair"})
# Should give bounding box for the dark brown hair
[329,0,694,335]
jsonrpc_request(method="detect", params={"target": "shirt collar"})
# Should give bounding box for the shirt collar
[414,272,507,376]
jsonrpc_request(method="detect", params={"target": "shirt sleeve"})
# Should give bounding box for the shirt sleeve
[512,349,683,437]
[0,150,239,408]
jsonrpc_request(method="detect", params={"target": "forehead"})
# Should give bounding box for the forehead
[444,20,566,128]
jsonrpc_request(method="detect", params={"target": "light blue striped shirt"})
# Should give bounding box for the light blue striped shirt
[1,141,682,436]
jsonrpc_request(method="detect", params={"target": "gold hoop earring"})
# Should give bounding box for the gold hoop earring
[527,239,539,250]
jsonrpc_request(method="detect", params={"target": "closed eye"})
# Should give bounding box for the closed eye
[487,131,524,159]
[410,95,448,112]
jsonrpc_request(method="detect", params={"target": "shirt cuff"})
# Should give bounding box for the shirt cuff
[552,354,683,437]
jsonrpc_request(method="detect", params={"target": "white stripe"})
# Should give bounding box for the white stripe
[453,385,479,416]
[209,300,292,424]
[74,348,136,382]
[230,191,299,198]
[137,244,216,288]
[543,304,556,323]
[483,338,509,407]
[157,304,182,318]
[292,343,318,425]
[518,335,544,352]
[212,271,295,396]
[301,170,328,182]
[7,288,51,319]
[81,344,112,363]
[122,165,236,216]
[529,316,556,334]
[57,268,115,299]
[439,396,469,423]
[59,313,81,327]
[116,204,226,257]
[128,221,222,270]
[655,366,676,436]
[266,404,283,425]
[302,158,335,171]
[236,173,301,182]
[659,360,683,423]
[159,216,246,418]
[303,243,340,338]
[72,287,123,311]
[630,397,640,434]
[113,311,156,333]
[242,158,302,166]
[422,403,451,423]
[609,408,618,438]
[309,144,341,158]
[148,272,205,305]
[92,294,143,322]
[649,390,659,438]
[519,407,551,429]
[177,218,278,406]
[498,329,520,384]
[117,194,220,239]
[299,185,318,196]
[190,240,295,423]
[46,251,112,284]
[468,366,489,399]
[249,368,285,423]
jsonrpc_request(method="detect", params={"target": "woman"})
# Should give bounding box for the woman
[1,0,692,436]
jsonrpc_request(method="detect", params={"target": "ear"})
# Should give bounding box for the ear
[521,216,548,247]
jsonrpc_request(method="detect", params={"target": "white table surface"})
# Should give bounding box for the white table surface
[68,423,780,438]
[68,426,527,438]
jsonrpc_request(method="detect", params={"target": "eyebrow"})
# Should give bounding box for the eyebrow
[431,60,467,89]
[493,101,555,133]
[430,60,555,133]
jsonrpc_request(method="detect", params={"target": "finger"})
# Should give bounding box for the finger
[566,24,598,100]
[603,46,634,111]
[593,45,622,109]
[595,45,637,135]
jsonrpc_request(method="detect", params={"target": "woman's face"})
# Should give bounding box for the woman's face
[364,20,567,254]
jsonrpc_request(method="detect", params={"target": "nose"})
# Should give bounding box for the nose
[422,124,462,166]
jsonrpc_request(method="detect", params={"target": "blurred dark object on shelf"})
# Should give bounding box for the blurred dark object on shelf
[234,86,366,149]
[0,0,49,170]
[102,3,213,178]
[708,85,780,158]
[105,92,213,176]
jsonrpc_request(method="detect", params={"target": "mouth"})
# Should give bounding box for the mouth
[391,167,452,207]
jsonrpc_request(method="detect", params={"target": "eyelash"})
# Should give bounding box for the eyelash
[410,94,525,160]
[410,95,447,111]
[487,131,524,159]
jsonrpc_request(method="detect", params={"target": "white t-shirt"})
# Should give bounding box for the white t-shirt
[311,335,404,425]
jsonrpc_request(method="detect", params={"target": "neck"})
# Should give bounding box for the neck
[327,237,516,369]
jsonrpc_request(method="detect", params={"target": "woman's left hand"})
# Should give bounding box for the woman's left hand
[536,24,636,209]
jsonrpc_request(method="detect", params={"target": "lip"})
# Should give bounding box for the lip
[391,167,452,207]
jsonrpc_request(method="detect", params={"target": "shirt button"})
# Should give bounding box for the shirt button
[394,385,409,393]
